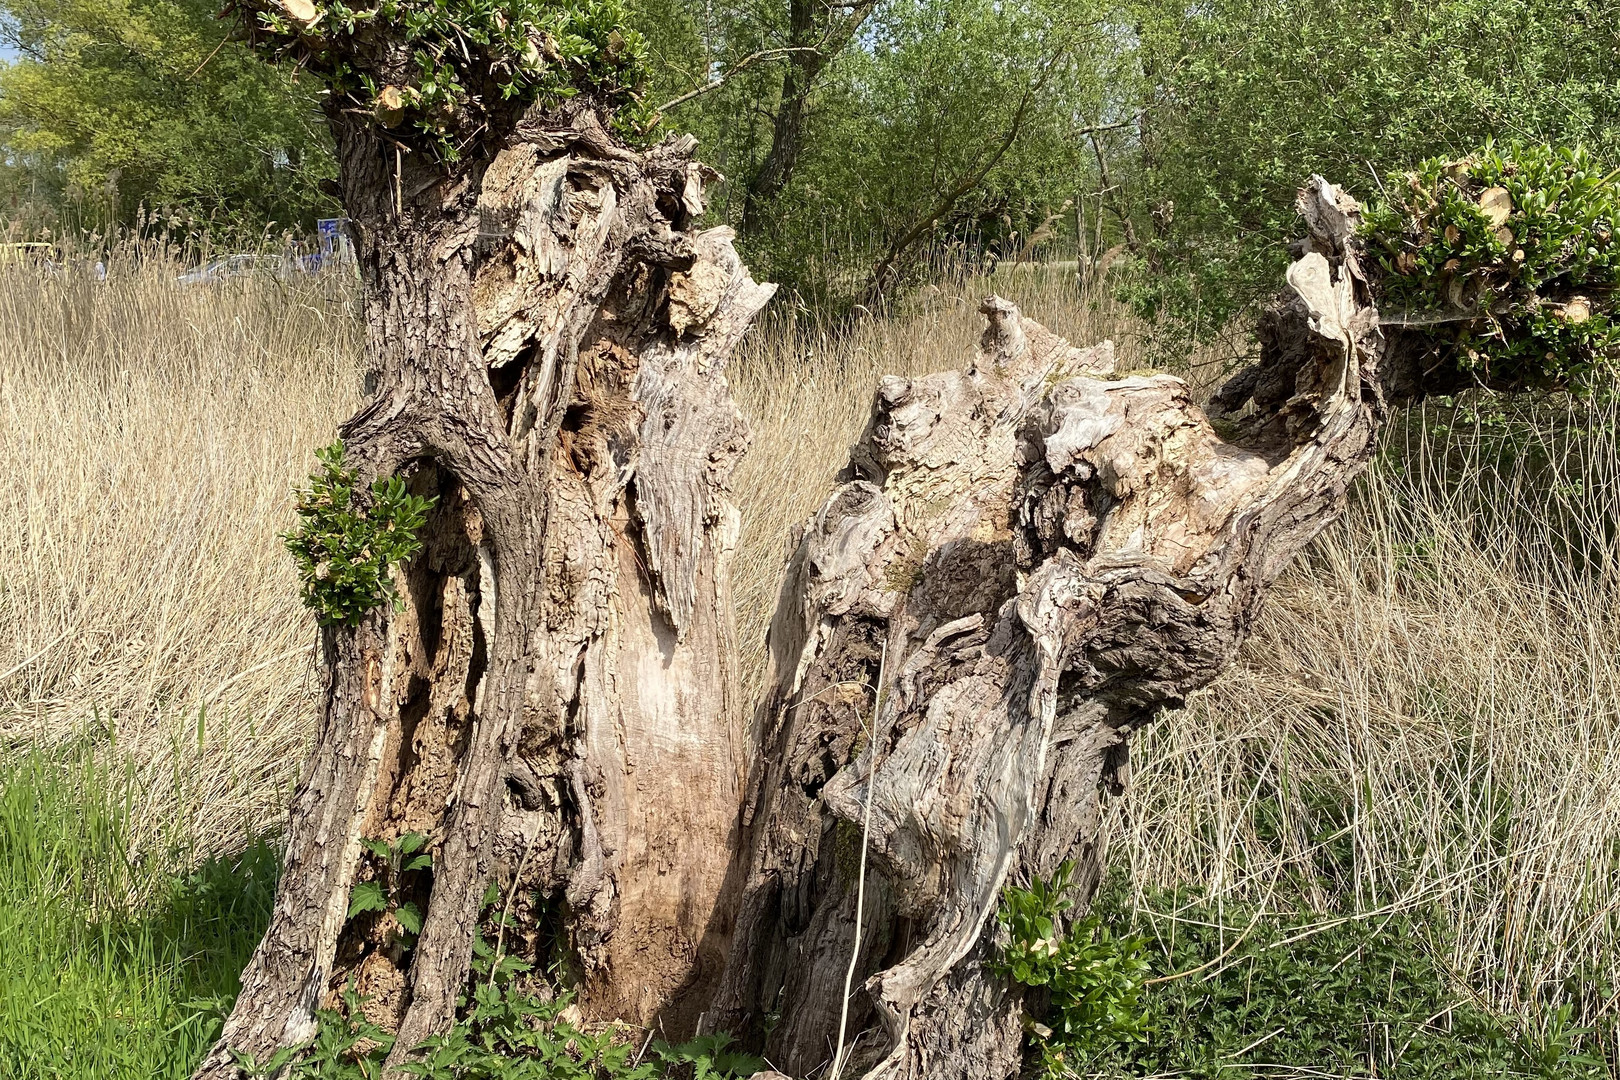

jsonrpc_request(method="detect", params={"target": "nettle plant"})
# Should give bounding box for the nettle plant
[284,441,436,627]
[1361,142,1620,390]
[992,861,1152,1079]
[235,0,654,159]
[347,831,434,938]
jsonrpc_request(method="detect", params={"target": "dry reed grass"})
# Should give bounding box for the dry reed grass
[3,250,1618,1044]
[1114,402,1620,1043]
[0,253,360,859]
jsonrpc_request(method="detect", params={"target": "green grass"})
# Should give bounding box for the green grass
[4,736,1611,1079]
[0,743,278,1079]
[1002,869,1612,1079]
[0,741,763,1080]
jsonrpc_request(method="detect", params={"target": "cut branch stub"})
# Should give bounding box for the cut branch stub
[713,178,1385,1079]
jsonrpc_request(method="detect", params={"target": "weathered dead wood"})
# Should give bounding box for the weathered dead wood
[195,109,770,1077]
[713,178,1385,1079]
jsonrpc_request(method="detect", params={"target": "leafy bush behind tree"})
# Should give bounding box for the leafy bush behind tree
[1361,142,1620,391]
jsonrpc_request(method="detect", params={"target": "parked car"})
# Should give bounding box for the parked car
[174,253,298,286]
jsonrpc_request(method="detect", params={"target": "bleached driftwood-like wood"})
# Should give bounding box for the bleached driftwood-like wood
[195,108,770,1078]
[715,178,1385,1079]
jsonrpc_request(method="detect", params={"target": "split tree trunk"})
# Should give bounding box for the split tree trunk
[206,143,1393,1080]
[196,105,773,1077]
[708,178,1387,1078]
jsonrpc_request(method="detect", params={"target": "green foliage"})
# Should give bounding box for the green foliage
[234,865,760,1080]
[1056,880,1608,1079]
[243,980,761,1079]
[625,0,1118,305]
[0,0,335,234]
[284,442,436,628]
[646,1032,763,1079]
[11,0,1617,296]
[0,743,280,1078]
[240,0,653,159]
[399,985,647,1079]
[232,984,397,1078]
[993,861,1153,1078]
[1118,0,1620,352]
[346,832,431,951]
[1362,142,1620,389]
[362,830,434,874]
[346,879,388,918]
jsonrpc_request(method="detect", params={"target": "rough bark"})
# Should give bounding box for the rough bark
[195,105,772,1077]
[711,177,1386,1079]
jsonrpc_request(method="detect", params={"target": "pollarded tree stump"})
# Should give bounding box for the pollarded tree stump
[712,178,1386,1079]
[196,109,772,1078]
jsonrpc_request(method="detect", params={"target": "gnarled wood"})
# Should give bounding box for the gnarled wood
[196,109,770,1078]
[713,178,1386,1079]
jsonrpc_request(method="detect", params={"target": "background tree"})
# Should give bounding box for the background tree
[0,0,335,235]
[1116,0,1620,351]
[634,0,1126,304]
[6,0,1610,320]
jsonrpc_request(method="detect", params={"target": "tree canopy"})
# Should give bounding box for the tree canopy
[0,0,335,235]
[1,0,1616,321]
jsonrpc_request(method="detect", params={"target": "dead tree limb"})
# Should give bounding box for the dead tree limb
[712,177,1386,1079]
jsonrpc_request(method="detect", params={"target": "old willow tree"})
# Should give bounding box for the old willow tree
[191,0,774,1075]
[194,0,1619,1071]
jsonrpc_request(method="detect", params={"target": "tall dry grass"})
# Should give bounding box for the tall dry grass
[3,251,1619,1045]
[0,253,360,858]
[1113,402,1620,1043]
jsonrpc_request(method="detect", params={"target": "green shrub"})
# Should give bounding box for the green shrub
[1063,880,1608,1079]
[283,441,436,628]
[240,0,653,157]
[235,981,763,1079]
[993,861,1153,1078]
[1361,142,1620,391]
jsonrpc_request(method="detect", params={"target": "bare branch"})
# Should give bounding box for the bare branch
[862,77,1135,301]
[655,46,820,115]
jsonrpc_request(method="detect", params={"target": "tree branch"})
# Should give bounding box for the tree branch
[1087,123,1141,251]
[655,46,820,115]
[860,87,1037,301]
[862,96,1133,302]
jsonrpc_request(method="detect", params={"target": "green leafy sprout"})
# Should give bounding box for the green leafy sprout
[992,860,1152,1079]
[235,972,762,1078]
[345,832,432,941]
[1361,141,1620,391]
[284,441,436,628]
[236,0,654,160]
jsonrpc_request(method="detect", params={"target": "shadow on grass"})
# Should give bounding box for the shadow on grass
[0,745,280,1079]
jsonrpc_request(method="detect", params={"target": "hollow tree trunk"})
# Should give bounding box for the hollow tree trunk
[195,105,773,1078]
[709,178,1386,1078]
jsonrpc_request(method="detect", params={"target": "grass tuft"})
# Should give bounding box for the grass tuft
[0,742,279,1077]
